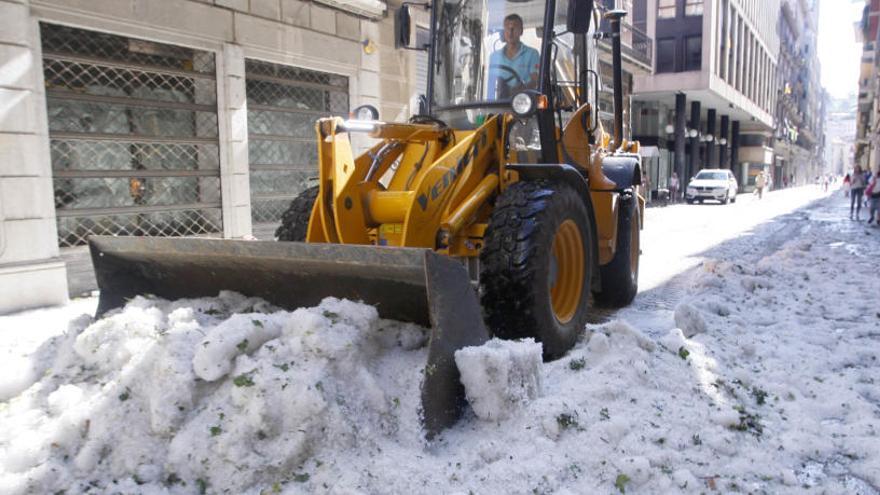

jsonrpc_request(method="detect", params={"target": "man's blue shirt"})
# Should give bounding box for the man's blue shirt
[487,43,540,99]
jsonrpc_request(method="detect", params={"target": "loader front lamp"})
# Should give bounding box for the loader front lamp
[511,91,536,118]
[341,120,378,133]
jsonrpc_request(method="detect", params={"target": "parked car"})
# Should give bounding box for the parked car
[685,169,739,204]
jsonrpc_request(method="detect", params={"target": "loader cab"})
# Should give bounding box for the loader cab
[399,0,600,164]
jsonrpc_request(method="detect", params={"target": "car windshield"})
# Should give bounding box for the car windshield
[694,172,728,181]
[432,0,569,109]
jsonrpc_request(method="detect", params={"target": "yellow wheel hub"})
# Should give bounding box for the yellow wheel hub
[549,219,585,323]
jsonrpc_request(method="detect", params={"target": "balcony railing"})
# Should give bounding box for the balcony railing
[598,20,653,69]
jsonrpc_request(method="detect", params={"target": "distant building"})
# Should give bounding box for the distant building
[856,0,880,174]
[773,0,825,187]
[825,94,857,175]
[631,0,781,196]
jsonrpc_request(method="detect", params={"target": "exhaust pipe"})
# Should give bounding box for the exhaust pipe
[605,9,626,149]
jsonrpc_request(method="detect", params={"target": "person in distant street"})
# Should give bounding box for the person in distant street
[866,171,880,225]
[843,173,851,197]
[822,174,829,192]
[850,165,866,220]
[754,170,766,199]
[668,172,680,204]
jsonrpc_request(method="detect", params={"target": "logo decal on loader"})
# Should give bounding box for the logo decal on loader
[417,166,459,211]
[415,131,486,212]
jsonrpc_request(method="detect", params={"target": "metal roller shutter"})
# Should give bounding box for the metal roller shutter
[245,59,349,237]
[42,24,223,249]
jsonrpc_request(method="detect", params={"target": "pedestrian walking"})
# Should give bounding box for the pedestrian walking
[850,165,866,220]
[843,173,851,197]
[668,172,680,204]
[866,172,880,225]
[754,171,766,199]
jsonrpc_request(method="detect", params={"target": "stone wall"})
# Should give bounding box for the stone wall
[0,0,68,313]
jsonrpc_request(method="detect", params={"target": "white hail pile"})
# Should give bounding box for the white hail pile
[0,294,429,494]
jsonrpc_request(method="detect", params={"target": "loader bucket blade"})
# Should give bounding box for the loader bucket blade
[421,251,492,440]
[88,236,490,436]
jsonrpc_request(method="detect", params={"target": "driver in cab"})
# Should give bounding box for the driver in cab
[488,14,540,99]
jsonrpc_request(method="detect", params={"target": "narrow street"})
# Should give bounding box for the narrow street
[3,186,879,494]
[593,186,831,331]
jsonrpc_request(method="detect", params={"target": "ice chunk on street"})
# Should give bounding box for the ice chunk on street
[455,338,543,421]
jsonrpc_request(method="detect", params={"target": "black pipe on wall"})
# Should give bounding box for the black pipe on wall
[720,115,730,169]
[689,100,701,177]
[675,93,687,187]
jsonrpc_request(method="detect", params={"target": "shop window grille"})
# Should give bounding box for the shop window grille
[245,59,349,229]
[41,23,223,248]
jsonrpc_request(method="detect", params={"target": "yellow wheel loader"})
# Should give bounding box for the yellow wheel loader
[89,0,644,438]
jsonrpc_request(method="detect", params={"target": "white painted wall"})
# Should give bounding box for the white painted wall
[0,0,68,313]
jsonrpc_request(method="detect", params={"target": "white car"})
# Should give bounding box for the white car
[685,169,739,204]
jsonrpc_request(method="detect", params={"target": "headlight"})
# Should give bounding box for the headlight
[511,92,535,118]
[350,104,379,121]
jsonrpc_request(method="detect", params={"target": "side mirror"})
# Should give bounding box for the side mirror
[566,0,594,34]
[395,6,412,49]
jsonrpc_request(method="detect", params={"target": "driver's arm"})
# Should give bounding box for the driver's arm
[525,47,540,89]
[487,50,503,99]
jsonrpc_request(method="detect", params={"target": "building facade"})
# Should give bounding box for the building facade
[856,0,880,174]
[824,94,856,176]
[631,0,785,198]
[773,0,825,187]
[0,0,422,313]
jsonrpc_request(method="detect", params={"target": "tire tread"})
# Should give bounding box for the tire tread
[275,185,319,242]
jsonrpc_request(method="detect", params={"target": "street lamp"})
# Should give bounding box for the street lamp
[688,128,699,138]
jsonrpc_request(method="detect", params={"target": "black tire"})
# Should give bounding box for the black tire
[593,194,640,307]
[275,185,319,241]
[722,192,730,205]
[479,181,593,360]
[731,194,737,203]
[686,198,695,204]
